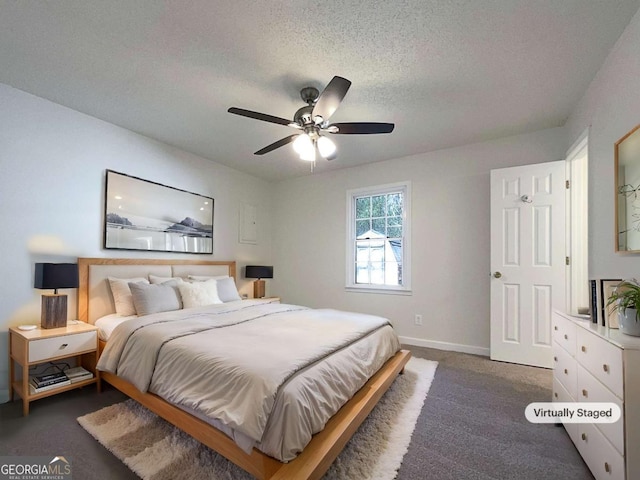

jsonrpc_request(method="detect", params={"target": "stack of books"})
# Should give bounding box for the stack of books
[64,367,93,384]
[29,371,70,394]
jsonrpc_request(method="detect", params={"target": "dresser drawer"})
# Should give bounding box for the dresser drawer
[576,328,623,398]
[28,331,97,363]
[577,364,624,455]
[553,312,577,356]
[577,423,625,480]
[553,376,579,443]
[553,341,577,399]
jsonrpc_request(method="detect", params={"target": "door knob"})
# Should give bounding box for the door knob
[493,271,502,278]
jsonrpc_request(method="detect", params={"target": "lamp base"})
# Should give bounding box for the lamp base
[41,294,68,329]
[253,280,266,299]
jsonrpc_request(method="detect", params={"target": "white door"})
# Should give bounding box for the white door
[490,160,566,368]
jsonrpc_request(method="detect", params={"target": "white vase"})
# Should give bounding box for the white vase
[619,307,640,336]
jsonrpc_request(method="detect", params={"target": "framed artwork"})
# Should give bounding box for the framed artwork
[104,170,214,254]
[601,279,623,328]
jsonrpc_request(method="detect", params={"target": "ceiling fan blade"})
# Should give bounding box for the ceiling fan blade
[328,122,395,134]
[228,107,292,127]
[312,76,351,123]
[254,134,299,155]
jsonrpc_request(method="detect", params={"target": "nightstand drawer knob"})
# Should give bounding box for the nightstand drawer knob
[564,369,568,375]
[605,462,610,473]
[554,326,558,331]
[60,344,68,349]
[582,389,588,397]
[603,364,609,373]
[581,346,586,352]
[564,334,568,340]
[582,433,587,441]
[553,356,558,362]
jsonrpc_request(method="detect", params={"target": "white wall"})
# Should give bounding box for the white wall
[0,85,274,403]
[565,9,640,279]
[272,127,566,354]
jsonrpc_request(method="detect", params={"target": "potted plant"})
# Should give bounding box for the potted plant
[605,280,640,336]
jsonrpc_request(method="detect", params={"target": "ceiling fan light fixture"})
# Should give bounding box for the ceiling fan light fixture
[317,136,336,158]
[293,133,313,155]
[299,145,316,162]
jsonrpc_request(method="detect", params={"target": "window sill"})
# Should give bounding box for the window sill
[345,286,412,296]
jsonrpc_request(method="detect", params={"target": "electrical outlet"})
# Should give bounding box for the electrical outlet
[414,314,423,326]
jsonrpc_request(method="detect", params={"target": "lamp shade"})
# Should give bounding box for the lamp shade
[34,263,79,290]
[245,265,273,279]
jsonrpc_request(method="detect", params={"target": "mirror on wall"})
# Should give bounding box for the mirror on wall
[616,124,640,252]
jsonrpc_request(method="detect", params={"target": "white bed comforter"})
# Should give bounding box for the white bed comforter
[97,300,397,458]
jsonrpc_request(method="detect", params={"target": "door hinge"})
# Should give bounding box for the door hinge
[566,180,570,189]
[566,256,570,265]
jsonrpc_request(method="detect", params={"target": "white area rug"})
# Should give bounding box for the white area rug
[78,357,437,480]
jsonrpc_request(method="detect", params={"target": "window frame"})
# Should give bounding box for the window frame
[345,181,411,294]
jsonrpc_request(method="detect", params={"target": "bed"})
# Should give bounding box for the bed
[78,257,410,480]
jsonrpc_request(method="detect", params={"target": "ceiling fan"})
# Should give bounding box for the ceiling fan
[227,76,394,162]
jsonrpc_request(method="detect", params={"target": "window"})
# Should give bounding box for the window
[346,182,411,293]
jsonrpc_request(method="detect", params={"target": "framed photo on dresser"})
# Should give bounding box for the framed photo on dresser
[600,279,622,328]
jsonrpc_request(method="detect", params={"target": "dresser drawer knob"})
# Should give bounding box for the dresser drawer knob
[581,433,587,441]
[553,356,558,362]
[60,343,68,349]
[603,364,609,373]
[554,326,558,331]
[605,462,610,473]
[564,334,568,340]
[564,369,568,375]
[581,346,586,352]
[582,389,588,397]
[554,392,558,398]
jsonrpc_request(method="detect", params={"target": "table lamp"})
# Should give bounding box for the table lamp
[245,265,273,298]
[34,263,79,329]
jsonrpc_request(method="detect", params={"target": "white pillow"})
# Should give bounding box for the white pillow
[107,277,149,316]
[178,280,223,308]
[149,274,185,285]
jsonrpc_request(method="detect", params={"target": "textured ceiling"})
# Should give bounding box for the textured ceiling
[1,0,639,181]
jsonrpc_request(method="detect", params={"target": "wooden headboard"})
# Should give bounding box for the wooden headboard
[77,257,237,324]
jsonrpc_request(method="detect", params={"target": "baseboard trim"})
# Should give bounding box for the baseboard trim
[399,336,490,357]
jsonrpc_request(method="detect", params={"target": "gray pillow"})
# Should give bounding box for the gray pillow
[216,277,242,302]
[129,280,182,316]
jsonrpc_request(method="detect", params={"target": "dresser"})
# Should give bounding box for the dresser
[552,310,640,480]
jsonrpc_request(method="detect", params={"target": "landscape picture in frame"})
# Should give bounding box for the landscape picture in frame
[104,170,214,254]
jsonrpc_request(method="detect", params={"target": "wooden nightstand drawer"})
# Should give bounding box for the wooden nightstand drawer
[29,331,97,363]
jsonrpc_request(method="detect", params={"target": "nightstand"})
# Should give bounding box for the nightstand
[9,322,100,415]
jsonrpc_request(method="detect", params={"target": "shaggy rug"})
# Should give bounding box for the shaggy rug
[78,357,437,480]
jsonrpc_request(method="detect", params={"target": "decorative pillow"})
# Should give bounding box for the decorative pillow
[149,274,185,285]
[107,277,149,316]
[187,274,229,282]
[215,276,242,302]
[178,280,223,308]
[129,281,182,316]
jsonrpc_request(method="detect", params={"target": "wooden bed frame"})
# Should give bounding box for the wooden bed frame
[78,257,410,480]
